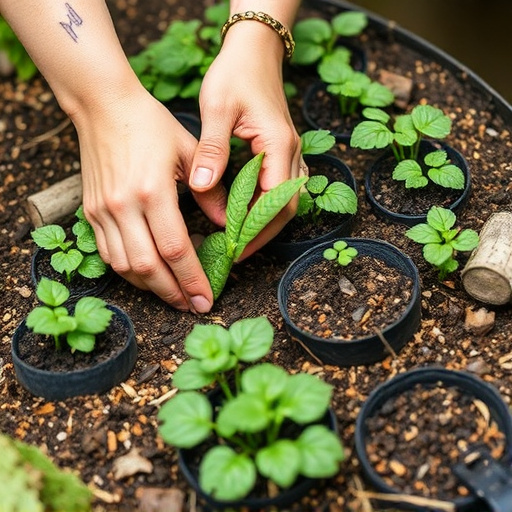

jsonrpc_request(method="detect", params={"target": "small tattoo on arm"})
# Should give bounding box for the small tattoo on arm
[60,3,83,42]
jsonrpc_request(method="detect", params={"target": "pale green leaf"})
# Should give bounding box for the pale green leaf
[78,253,108,279]
[300,130,335,155]
[31,225,67,251]
[424,150,448,167]
[256,440,301,488]
[172,360,216,390]
[423,242,454,266]
[428,164,465,189]
[228,316,274,362]
[427,206,456,231]
[315,182,358,214]
[241,363,288,402]
[406,223,443,244]
[451,230,479,251]
[67,331,95,353]
[306,175,329,194]
[350,121,394,149]
[51,249,83,276]
[361,107,390,124]
[73,297,112,334]
[411,104,451,139]
[35,278,70,307]
[332,11,368,36]
[360,81,394,107]
[216,394,270,437]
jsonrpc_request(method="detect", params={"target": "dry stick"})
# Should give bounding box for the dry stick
[353,489,456,512]
[20,118,71,150]
[374,328,398,359]
[351,475,374,512]
[292,336,324,366]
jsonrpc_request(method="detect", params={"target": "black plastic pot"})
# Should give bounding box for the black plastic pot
[278,238,421,366]
[11,305,137,400]
[364,140,472,226]
[354,367,512,512]
[31,247,115,303]
[264,153,357,261]
[177,387,338,511]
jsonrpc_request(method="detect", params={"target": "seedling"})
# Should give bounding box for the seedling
[26,277,113,352]
[323,240,358,266]
[158,317,344,502]
[297,130,358,222]
[31,206,108,282]
[197,153,307,300]
[291,11,367,67]
[406,206,479,280]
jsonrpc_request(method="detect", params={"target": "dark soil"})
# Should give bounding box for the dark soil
[286,256,413,340]
[2,1,512,511]
[364,383,507,500]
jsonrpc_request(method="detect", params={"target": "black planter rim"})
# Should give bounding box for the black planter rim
[364,140,472,227]
[354,366,512,510]
[177,388,338,510]
[277,238,421,366]
[11,305,137,400]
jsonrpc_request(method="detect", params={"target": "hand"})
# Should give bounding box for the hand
[71,85,214,313]
[189,20,303,259]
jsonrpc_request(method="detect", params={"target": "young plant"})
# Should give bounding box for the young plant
[406,206,479,280]
[158,316,344,502]
[291,11,368,67]
[296,130,358,222]
[323,240,358,266]
[318,52,394,117]
[31,206,108,282]
[26,277,113,352]
[197,153,307,300]
[0,433,92,512]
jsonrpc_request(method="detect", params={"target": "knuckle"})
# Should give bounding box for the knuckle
[130,257,158,278]
[197,138,228,159]
[159,241,190,265]
[109,259,131,275]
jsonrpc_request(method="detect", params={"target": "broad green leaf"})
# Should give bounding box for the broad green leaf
[166,19,202,43]
[73,220,97,253]
[451,230,479,251]
[361,107,390,124]
[315,182,358,214]
[234,176,307,260]
[297,192,315,216]
[332,11,368,36]
[406,223,443,244]
[229,316,274,362]
[35,278,70,307]
[318,60,353,85]
[292,18,332,45]
[276,373,332,424]
[158,391,213,448]
[197,231,233,300]
[256,440,301,488]
[423,242,454,266]
[179,77,202,99]
[323,248,338,260]
[428,164,465,189]
[31,225,67,251]
[424,150,448,167]
[241,363,288,402]
[394,130,418,147]
[360,82,394,107]
[321,47,351,68]
[26,307,69,337]
[225,153,263,251]
[216,393,270,437]
[296,425,344,478]
[291,42,325,66]
[67,331,95,353]
[337,247,358,265]
[172,360,216,390]
[411,104,451,139]
[327,82,363,99]
[394,114,417,147]
[393,160,428,188]
[51,249,83,276]
[300,130,335,155]
[439,257,459,278]
[427,206,456,232]
[306,175,329,195]
[204,2,230,26]
[153,79,181,101]
[199,446,256,501]
[350,121,393,149]
[78,253,108,279]
[333,240,348,251]
[73,297,112,334]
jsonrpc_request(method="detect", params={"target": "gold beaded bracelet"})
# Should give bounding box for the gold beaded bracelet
[220,11,295,59]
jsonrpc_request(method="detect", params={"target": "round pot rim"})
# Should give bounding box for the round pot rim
[364,140,472,226]
[278,237,421,347]
[354,366,512,509]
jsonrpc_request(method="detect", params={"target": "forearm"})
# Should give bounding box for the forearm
[229,0,301,27]
[0,1,140,118]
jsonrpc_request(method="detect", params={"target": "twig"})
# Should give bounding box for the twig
[374,328,398,359]
[353,489,456,512]
[20,118,71,150]
[351,475,374,512]
[292,335,324,366]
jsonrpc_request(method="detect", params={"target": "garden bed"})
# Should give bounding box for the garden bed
[1,0,512,510]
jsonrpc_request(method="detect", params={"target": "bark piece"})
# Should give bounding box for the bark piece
[378,69,413,109]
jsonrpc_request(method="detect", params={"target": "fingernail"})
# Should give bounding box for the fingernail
[192,167,213,188]
[190,295,212,314]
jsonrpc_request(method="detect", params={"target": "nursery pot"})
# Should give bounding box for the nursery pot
[11,305,137,400]
[364,140,472,226]
[264,153,357,261]
[354,367,512,512]
[177,387,339,511]
[278,238,421,366]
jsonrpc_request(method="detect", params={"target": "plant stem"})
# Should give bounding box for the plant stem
[54,335,62,351]
[217,374,234,400]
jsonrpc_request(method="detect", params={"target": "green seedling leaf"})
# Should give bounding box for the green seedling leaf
[315,182,358,214]
[66,331,95,353]
[393,160,429,188]
[361,107,390,124]
[256,439,301,488]
[360,81,395,107]
[229,316,274,362]
[172,359,216,390]
[51,249,83,278]
[34,277,70,307]
[158,391,213,448]
[300,130,335,155]
[393,114,418,147]
[323,248,338,260]
[411,104,451,139]
[350,120,394,149]
[73,297,113,334]
[26,306,76,338]
[318,59,353,85]
[297,192,315,216]
[406,223,443,244]
[306,175,329,195]
[424,150,448,167]
[423,242,454,266]
[73,219,97,253]
[78,253,108,279]
[337,247,358,266]
[451,229,479,251]
[293,18,332,45]
[199,446,256,501]
[428,164,465,189]
[427,206,456,232]
[332,11,368,37]
[296,425,344,478]
[153,79,181,101]
[320,47,351,68]
[31,224,68,251]
[241,363,288,403]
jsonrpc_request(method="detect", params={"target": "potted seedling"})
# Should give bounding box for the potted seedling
[350,104,471,225]
[31,205,113,301]
[278,238,421,366]
[265,129,358,261]
[158,316,344,509]
[405,206,480,281]
[11,277,137,400]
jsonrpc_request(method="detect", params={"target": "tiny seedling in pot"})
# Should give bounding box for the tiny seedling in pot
[406,206,479,281]
[197,153,307,300]
[297,130,358,223]
[323,240,358,266]
[31,205,108,282]
[158,316,344,502]
[26,277,113,352]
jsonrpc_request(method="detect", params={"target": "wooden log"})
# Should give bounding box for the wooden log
[26,173,83,227]
[461,212,512,305]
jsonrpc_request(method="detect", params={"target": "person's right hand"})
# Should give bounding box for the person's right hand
[70,84,221,313]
